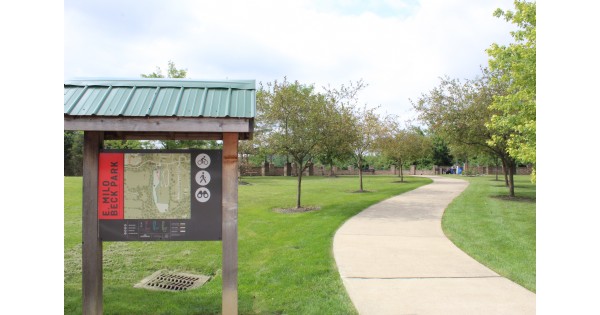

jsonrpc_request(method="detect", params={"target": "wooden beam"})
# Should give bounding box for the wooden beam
[222,133,239,315]
[82,131,103,315]
[64,116,253,133]
[103,131,223,141]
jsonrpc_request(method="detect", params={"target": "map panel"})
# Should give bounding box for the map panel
[124,153,191,219]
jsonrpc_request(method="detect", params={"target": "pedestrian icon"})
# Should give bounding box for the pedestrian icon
[195,170,211,186]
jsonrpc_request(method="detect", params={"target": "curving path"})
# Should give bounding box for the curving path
[333,176,535,315]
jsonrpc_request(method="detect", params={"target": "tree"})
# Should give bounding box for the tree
[64,131,84,176]
[486,0,536,182]
[349,105,384,192]
[378,122,432,182]
[258,78,329,208]
[430,134,453,166]
[318,80,366,176]
[412,70,519,197]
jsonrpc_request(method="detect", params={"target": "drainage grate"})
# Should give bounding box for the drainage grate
[134,270,210,292]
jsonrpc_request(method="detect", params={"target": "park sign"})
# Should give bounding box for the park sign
[98,149,222,241]
[65,78,254,315]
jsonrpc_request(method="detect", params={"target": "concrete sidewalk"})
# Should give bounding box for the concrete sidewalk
[333,176,535,315]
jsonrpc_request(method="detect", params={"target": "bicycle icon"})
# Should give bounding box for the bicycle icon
[195,187,210,202]
[195,153,211,169]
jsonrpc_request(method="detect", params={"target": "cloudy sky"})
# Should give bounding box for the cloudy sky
[64,0,515,121]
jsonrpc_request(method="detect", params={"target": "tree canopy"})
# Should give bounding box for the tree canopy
[486,0,536,181]
[258,77,330,208]
[412,70,519,196]
[378,122,432,182]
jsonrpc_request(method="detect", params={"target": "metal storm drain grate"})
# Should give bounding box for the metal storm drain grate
[134,270,210,292]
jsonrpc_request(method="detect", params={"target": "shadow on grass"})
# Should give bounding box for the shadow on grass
[273,206,321,214]
[490,195,536,203]
[491,184,535,190]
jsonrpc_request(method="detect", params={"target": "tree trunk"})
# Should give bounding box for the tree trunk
[501,158,509,187]
[495,158,499,181]
[499,155,516,197]
[296,161,303,208]
[329,162,335,177]
[508,159,516,197]
[358,157,364,192]
[399,159,404,182]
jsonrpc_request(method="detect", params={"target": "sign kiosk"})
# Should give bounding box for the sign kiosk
[64,78,255,315]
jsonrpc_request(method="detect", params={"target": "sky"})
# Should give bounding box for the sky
[64,0,516,122]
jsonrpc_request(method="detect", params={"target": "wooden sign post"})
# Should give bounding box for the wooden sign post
[66,79,254,315]
[222,133,239,315]
[82,131,104,315]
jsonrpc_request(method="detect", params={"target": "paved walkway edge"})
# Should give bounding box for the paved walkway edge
[333,176,536,315]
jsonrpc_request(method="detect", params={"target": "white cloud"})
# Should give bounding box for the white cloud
[64,0,516,121]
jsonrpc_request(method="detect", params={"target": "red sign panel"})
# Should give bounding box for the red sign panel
[98,153,124,220]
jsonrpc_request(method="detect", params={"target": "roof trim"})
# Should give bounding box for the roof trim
[65,78,255,90]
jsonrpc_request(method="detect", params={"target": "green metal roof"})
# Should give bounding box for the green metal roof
[64,78,256,118]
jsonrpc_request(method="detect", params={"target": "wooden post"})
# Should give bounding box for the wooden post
[82,131,103,315]
[222,133,239,315]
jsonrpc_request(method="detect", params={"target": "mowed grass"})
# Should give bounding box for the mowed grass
[64,175,432,314]
[441,175,536,292]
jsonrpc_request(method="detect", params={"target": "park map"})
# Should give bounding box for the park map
[123,153,191,219]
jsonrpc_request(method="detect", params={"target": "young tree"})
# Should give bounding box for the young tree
[349,105,384,192]
[486,0,536,182]
[258,78,329,208]
[317,80,366,176]
[378,122,432,182]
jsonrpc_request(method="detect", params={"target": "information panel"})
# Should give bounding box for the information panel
[98,149,222,241]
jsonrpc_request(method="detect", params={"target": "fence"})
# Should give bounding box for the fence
[239,163,533,177]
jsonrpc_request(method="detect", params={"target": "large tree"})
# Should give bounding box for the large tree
[258,78,329,208]
[413,70,519,197]
[486,0,536,182]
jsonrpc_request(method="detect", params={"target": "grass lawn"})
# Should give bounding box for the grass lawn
[441,175,536,292]
[65,175,432,314]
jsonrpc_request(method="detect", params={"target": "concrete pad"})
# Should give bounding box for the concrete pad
[333,176,536,314]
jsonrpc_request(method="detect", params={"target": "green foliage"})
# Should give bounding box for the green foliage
[258,77,332,207]
[103,140,147,149]
[317,80,365,175]
[141,60,188,79]
[486,1,536,181]
[430,135,453,166]
[412,69,519,196]
[64,131,83,176]
[349,105,385,191]
[158,140,221,150]
[377,122,432,181]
